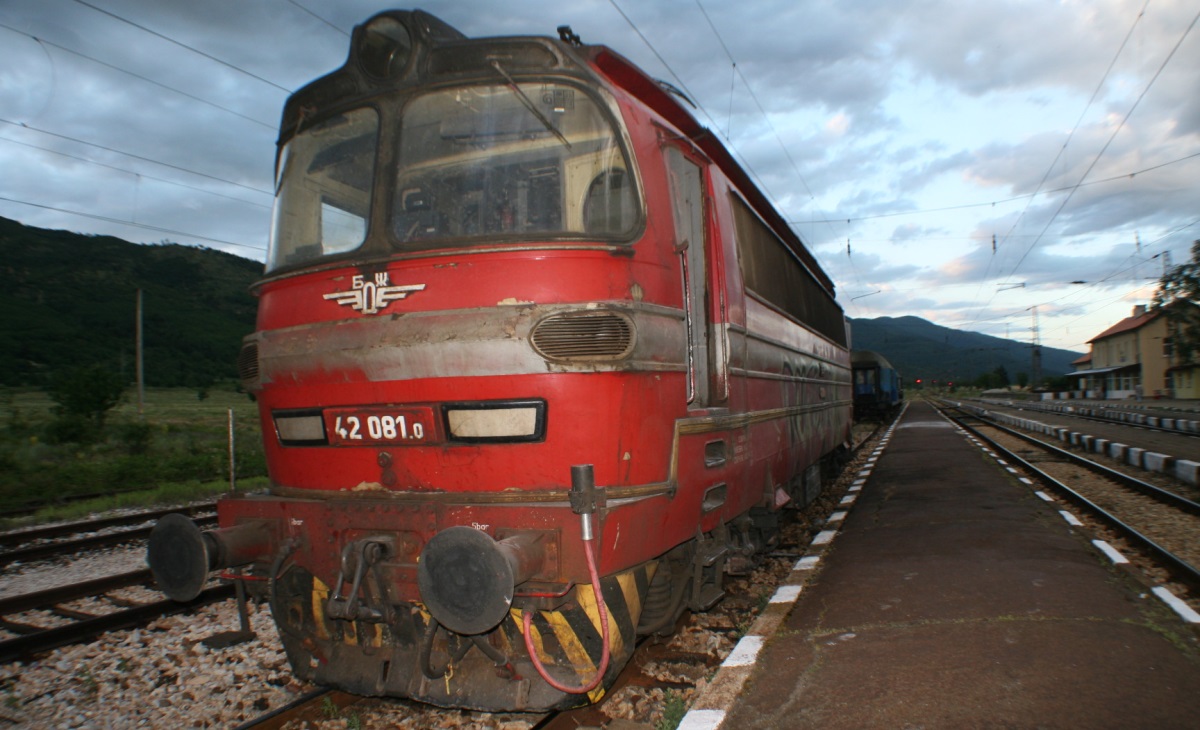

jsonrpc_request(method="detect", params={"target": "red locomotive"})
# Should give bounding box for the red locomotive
[148,9,851,711]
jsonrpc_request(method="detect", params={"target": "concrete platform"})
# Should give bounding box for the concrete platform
[713,401,1200,729]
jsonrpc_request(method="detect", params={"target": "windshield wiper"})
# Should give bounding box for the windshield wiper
[489,60,572,150]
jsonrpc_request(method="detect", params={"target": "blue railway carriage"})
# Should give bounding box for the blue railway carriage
[851,350,902,419]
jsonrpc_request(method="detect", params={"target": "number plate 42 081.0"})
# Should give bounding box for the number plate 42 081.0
[324,407,438,446]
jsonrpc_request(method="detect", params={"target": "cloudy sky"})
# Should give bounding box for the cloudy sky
[2,0,1198,353]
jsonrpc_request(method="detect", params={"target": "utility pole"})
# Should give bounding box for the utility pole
[1030,305,1042,390]
[136,288,145,417]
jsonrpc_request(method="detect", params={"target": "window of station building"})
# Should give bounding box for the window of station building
[731,196,846,347]
[391,81,640,248]
[268,108,378,272]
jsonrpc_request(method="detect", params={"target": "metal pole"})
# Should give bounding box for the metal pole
[136,288,144,417]
[228,408,236,493]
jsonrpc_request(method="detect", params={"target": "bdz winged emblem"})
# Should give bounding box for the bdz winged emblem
[324,273,425,315]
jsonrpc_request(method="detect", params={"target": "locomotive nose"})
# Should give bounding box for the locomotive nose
[417,526,545,635]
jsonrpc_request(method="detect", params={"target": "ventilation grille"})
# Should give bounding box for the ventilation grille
[531,311,635,361]
[236,342,260,382]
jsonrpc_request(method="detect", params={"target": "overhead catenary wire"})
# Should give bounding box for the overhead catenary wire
[71,0,294,94]
[0,118,273,198]
[693,0,843,257]
[1003,5,1200,283]
[609,0,849,288]
[798,152,1200,227]
[606,1,788,218]
[0,133,271,210]
[0,22,276,130]
[956,1,1196,339]
[285,0,350,38]
[0,194,265,253]
[991,0,1152,261]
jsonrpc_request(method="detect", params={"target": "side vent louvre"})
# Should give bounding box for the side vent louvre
[531,311,635,361]
[237,342,260,383]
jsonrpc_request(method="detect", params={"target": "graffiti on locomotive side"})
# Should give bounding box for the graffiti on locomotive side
[779,354,844,448]
[324,273,426,314]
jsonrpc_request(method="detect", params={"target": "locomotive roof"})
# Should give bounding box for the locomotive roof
[578,44,836,295]
[279,9,836,297]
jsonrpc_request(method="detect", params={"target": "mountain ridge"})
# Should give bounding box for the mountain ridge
[849,315,1082,385]
[0,216,1082,388]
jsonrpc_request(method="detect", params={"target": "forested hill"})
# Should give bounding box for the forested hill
[849,315,1083,385]
[0,217,263,387]
[1,216,1083,389]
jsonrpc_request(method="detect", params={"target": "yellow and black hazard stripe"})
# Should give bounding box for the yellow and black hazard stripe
[507,561,656,702]
[294,561,658,703]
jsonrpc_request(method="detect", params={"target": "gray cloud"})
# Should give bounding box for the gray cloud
[0,0,1195,351]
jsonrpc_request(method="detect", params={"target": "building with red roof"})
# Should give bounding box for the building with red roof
[1074,304,1198,399]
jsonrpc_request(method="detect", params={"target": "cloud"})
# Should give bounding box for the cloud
[0,0,1195,351]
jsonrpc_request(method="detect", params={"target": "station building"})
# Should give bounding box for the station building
[1073,303,1200,399]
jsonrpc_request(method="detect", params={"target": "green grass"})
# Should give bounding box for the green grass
[656,690,689,730]
[0,384,267,524]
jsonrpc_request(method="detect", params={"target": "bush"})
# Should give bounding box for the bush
[45,365,126,431]
[118,421,154,455]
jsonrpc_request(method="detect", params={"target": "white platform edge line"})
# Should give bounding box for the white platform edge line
[1058,510,1083,526]
[722,635,765,667]
[771,584,803,604]
[677,709,726,730]
[1092,539,1129,564]
[1152,586,1200,623]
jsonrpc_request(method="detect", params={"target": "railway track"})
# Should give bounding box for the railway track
[0,503,217,549]
[0,511,218,566]
[938,402,1200,609]
[0,488,173,520]
[0,569,233,663]
[974,398,1200,439]
[0,503,227,663]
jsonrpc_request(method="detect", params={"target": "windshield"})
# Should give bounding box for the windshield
[393,81,639,247]
[268,108,378,272]
[266,82,640,272]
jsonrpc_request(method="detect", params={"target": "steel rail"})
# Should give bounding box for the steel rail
[0,514,218,567]
[939,404,1200,593]
[974,398,1199,439]
[232,689,361,730]
[1,487,173,519]
[947,401,1200,515]
[0,569,153,616]
[0,503,216,549]
[1064,409,1200,438]
[0,583,234,663]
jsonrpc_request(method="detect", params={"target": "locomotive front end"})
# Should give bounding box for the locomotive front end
[150,9,673,712]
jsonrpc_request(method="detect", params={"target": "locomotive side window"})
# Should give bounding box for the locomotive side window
[392,82,640,247]
[268,108,379,271]
[732,197,847,348]
[665,146,710,406]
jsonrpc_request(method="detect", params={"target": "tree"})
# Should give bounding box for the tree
[1153,240,1200,360]
[973,365,1011,390]
[45,364,126,441]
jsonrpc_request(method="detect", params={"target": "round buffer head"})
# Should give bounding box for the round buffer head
[418,526,516,636]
